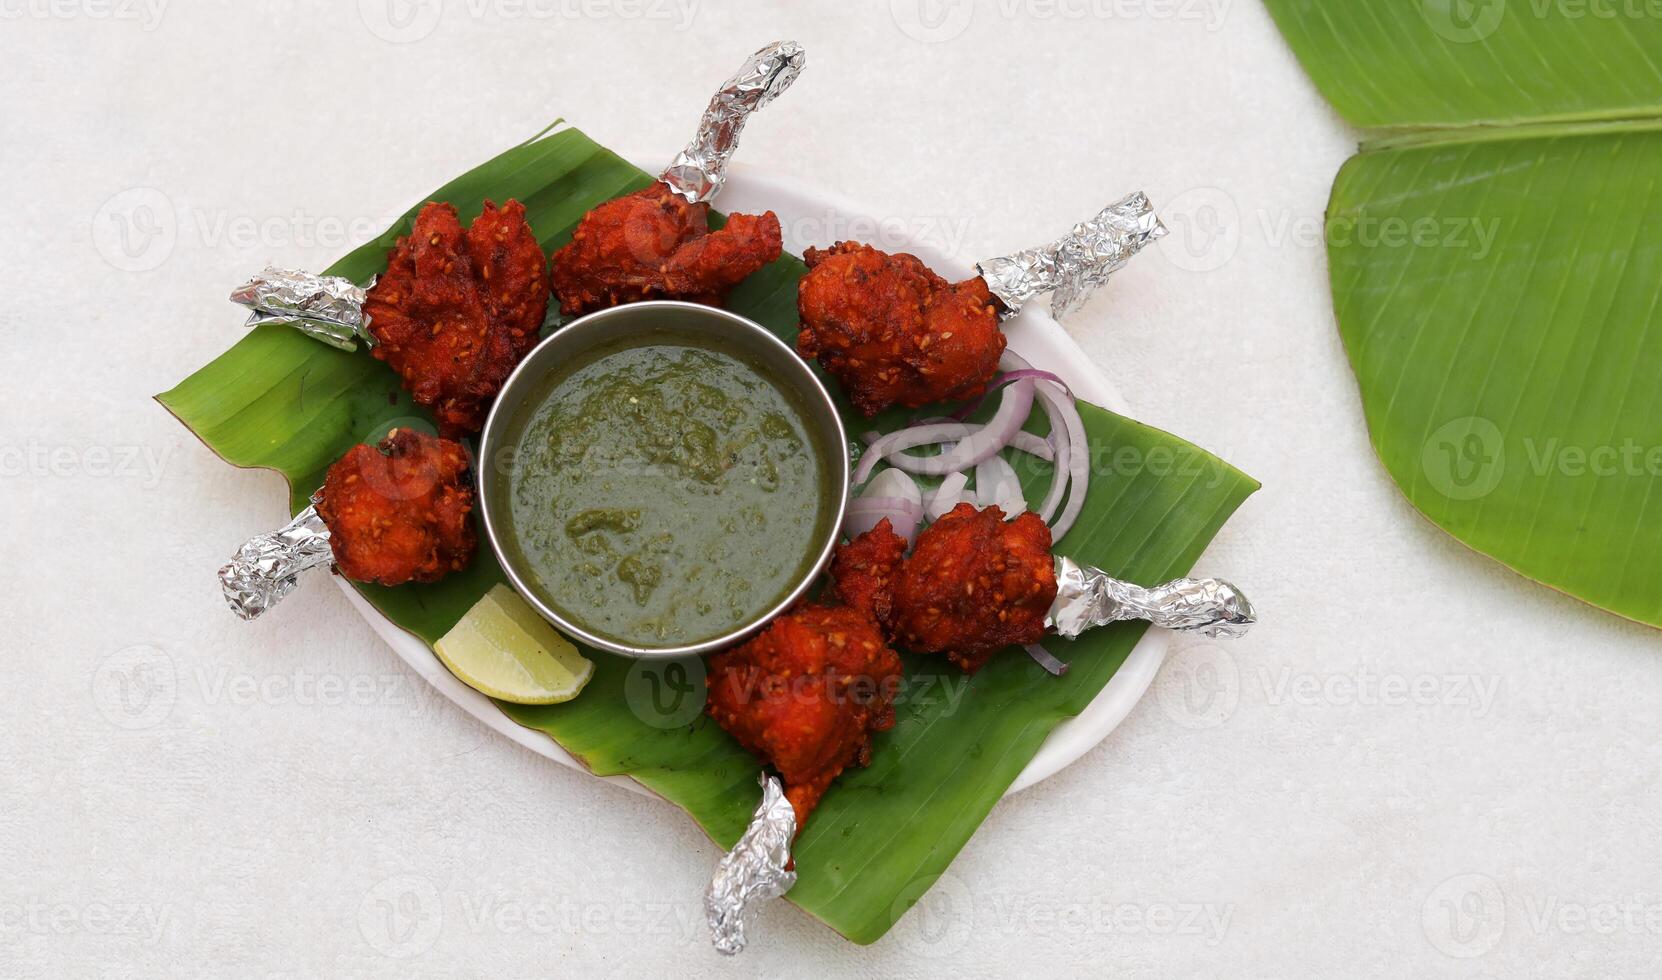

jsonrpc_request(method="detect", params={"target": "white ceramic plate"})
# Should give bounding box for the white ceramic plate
[339,165,1170,799]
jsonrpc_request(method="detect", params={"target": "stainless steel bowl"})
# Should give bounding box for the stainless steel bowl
[477,300,849,659]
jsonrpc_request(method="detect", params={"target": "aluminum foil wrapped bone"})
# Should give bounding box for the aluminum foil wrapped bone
[218,496,334,621]
[706,773,798,955]
[1047,556,1255,639]
[231,268,373,351]
[978,192,1167,319]
[660,41,806,205]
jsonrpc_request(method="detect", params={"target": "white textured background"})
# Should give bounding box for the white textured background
[5,1,1662,976]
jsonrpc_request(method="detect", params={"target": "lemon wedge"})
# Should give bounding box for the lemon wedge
[434,585,594,704]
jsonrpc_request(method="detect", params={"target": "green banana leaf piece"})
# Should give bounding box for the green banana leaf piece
[1263,0,1662,626]
[158,122,1257,943]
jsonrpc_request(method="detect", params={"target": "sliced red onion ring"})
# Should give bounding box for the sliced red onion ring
[850,348,1089,543]
[925,472,969,522]
[950,368,1073,420]
[1025,643,1069,676]
[852,379,1034,484]
[998,368,1072,394]
[1034,381,1089,542]
[845,468,924,543]
[864,424,1053,467]
[863,467,922,506]
[1033,384,1072,524]
[975,455,1025,518]
[1008,431,1054,462]
[853,423,972,485]
[1001,349,1089,542]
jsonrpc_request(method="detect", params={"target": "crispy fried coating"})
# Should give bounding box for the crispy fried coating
[315,429,477,587]
[891,503,1056,674]
[796,242,1008,416]
[362,200,550,437]
[548,182,782,316]
[706,605,903,830]
[827,517,908,628]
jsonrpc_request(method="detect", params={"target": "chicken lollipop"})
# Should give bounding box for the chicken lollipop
[835,505,1055,673]
[705,604,903,830]
[550,181,784,316]
[314,428,477,587]
[797,193,1165,416]
[832,503,1255,674]
[548,41,803,316]
[797,243,1005,416]
[219,428,478,619]
[228,196,551,438]
[362,200,551,436]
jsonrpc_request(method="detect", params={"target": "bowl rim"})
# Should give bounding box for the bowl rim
[476,299,850,659]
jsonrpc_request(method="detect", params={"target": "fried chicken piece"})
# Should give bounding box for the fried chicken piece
[362,200,550,436]
[890,503,1056,674]
[827,517,908,627]
[796,242,1008,416]
[706,605,903,830]
[315,428,477,587]
[549,182,782,316]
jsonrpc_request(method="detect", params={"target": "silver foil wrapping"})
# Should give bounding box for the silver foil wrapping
[706,773,797,955]
[660,41,806,205]
[1048,556,1255,639]
[978,192,1167,319]
[231,268,372,351]
[218,499,334,621]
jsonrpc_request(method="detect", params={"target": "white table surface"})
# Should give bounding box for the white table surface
[5,2,1661,976]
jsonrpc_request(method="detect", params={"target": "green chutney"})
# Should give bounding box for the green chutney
[497,334,834,648]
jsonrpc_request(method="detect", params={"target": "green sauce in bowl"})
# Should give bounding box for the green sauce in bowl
[495,333,835,649]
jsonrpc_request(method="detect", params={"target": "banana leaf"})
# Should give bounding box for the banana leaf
[158,122,1257,943]
[1263,0,1662,626]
